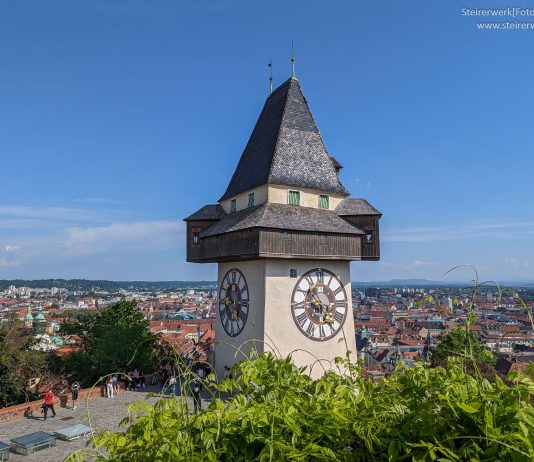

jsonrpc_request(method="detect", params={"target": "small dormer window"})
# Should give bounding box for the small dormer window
[230,199,237,213]
[248,192,255,208]
[319,195,329,209]
[288,190,300,206]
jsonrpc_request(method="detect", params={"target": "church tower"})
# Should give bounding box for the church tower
[185,76,381,378]
[24,305,33,328]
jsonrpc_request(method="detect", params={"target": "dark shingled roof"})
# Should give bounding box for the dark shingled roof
[335,199,382,216]
[219,78,350,201]
[200,203,364,238]
[184,204,225,221]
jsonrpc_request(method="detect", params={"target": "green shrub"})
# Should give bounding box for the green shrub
[69,353,534,461]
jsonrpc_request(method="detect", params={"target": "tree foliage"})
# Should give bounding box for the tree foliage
[60,300,158,386]
[0,322,48,407]
[69,353,534,462]
[433,326,496,369]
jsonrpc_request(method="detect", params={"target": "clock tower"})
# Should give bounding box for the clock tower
[185,76,381,378]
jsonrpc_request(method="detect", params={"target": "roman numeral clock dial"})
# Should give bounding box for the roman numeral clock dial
[218,268,249,337]
[291,268,348,342]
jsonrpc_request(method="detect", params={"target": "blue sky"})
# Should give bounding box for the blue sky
[0,0,533,282]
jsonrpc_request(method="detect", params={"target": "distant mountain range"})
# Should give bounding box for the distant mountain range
[0,278,532,291]
[352,279,534,288]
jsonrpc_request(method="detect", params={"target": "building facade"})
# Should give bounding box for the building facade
[185,76,381,377]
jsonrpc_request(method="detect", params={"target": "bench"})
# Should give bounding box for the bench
[54,424,94,441]
[10,432,56,456]
[0,441,9,461]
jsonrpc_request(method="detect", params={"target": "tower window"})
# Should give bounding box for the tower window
[320,234,326,243]
[290,269,297,278]
[248,192,255,208]
[319,195,329,209]
[288,190,300,206]
[230,199,237,213]
[192,232,200,245]
[365,231,374,244]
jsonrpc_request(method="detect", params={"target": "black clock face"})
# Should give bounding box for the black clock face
[218,268,249,337]
[291,268,348,342]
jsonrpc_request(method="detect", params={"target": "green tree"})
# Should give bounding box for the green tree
[60,300,158,386]
[433,326,496,369]
[0,322,49,407]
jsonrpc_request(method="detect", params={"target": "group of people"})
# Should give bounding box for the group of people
[103,369,146,397]
[105,375,121,398]
[37,362,219,420]
[156,363,209,413]
[40,380,80,420]
[125,369,146,391]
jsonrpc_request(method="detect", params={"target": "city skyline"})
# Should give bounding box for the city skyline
[1,1,533,282]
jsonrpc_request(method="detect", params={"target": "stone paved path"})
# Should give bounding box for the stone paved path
[0,385,198,462]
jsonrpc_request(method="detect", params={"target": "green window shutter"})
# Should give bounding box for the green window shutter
[248,192,255,208]
[288,190,300,206]
[319,195,329,209]
[230,199,237,213]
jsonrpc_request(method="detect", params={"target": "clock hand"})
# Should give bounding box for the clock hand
[309,288,327,316]
[232,299,238,320]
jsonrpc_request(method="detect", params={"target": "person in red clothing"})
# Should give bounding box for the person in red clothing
[42,389,56,420]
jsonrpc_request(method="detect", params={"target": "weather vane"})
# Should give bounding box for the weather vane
[269,60,273,95]
[291,41,295,79]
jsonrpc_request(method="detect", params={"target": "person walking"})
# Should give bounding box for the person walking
[112,374,119,396]
[133,369,140,389]
[42,389,56,420]
[169,374,177,397]
[127,370,135,390]
[70,381,80,410]
[160,369,169,390]
[139,371,146,389]
[106,377,114,398]
[190,379,202,413]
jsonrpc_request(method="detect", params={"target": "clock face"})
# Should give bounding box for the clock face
[218,268,249,337]
[291,268,348,342]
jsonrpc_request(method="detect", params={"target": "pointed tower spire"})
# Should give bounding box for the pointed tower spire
[219,78,349,201]
[291,41,296,79]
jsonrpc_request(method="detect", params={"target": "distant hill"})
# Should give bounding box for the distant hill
[351,279,534,288]
[1,278,532,291]
[0,279,217,291]
[352,279,465,288]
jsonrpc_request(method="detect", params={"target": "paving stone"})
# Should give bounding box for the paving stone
[0,386,198,462]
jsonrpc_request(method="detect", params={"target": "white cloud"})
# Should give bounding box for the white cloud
[383,222,534,242]
[0,245,27,268]
[73,198,126,205]
[504,257,532,268]
[0,205,119,229]
[4,245,22,254]
[64,220,185,255]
